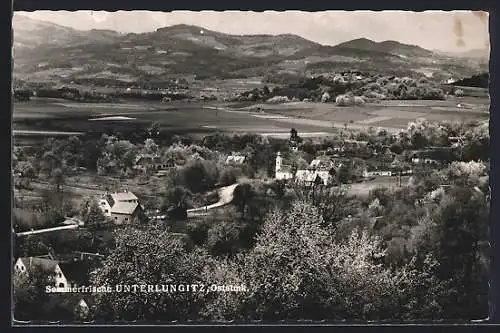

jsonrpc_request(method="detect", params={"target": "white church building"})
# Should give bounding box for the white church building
[275,152,294,180]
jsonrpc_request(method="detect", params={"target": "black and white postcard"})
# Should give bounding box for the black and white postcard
[11,10,491,324]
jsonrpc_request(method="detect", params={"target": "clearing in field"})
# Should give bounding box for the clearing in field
[356,116,394,125]
[89,116,137,121]
[370,108,427,119]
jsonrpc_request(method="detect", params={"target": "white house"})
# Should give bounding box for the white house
[98,191,144,225]
[411,157,439,165]
[134,154,172,173]
[309,159,322,169]
[225,153,246,165]
[363,168,393,178]
[14,257,91,289]
[295,169,331,186]
[275,152,294,180]
[310,158,334,169]
[14,257,69,288]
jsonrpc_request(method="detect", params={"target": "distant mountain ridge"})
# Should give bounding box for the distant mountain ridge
[13,14,123,48]
[12,15,487,85]
[332,38,435,58]
[436,48,490,61]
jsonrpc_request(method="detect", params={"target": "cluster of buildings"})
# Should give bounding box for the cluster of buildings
[13,252,103,318]
[275,152,339,186]
[274,148,424,185]
[12,193,145,318]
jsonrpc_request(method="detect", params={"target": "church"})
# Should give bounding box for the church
[274,151,335,186]
[274,152,294,180]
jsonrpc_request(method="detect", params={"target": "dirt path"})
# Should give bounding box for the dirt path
[16,224,79,236]
[187,183,238,213]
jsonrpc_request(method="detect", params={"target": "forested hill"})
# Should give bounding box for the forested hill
[13,15,486,84]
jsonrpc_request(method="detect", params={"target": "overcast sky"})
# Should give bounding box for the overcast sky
[16,10,489,53]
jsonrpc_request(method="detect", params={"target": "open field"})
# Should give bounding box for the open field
[345,176,411,197]
[235,98,489,131]
[13,99,339,143]
[13,96,489,145]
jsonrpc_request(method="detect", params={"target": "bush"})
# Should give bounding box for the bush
[353,96,366,105]
[321,92,331,103]
[207,220,242,256]
[365,82,382,92]
[336,94,354,106]
[178,159,219,193]
[364,91,387,100]
[219,168,239,186]
[267,96,290,104]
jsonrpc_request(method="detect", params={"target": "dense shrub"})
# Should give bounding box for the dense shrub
[336,94,354,106]
[353,96,366,105]
[267,95,290,104]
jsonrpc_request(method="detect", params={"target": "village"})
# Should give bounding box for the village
[12,116,482,319]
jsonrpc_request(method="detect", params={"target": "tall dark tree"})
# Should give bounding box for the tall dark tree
[232,183,255,219]
[290,128,298,142]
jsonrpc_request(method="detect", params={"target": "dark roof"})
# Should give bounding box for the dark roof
[19,257,59,273]
[59,261,91,285]
[277,164,293,173]
[56,293,95,314]
[111,191,138,202]
[105,194,115,208]
[136,154,163,165]
[13,208,37,225]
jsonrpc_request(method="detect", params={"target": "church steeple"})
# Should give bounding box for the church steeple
[275,151,282,172]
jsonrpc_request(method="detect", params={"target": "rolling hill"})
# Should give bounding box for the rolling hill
[332,38,434,58]
[12,14,122,49]
[12,15,487,87]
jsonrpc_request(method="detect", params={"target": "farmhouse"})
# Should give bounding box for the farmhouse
[275,152,294,180]
[309,157,332,169]
[225,153,246,165]
[410,152,440,165]
[14,257,86,288]
[363,167,393,178]
[98,190,145,225]
[295,169,331,186]
[134,154,173,173]
[275,152,335,186]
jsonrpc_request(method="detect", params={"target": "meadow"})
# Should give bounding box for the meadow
[13,95,489,146]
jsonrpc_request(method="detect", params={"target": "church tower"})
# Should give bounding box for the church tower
[275,151,282,172]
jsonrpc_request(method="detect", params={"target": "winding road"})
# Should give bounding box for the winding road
[187,183,238,216]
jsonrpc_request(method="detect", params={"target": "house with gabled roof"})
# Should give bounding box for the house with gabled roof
[295,169,332,186]
[134,154,173,174]
[225,153,246,165]
[363,167,393,178]
[98,190,145,225]
[14,257,70,288]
